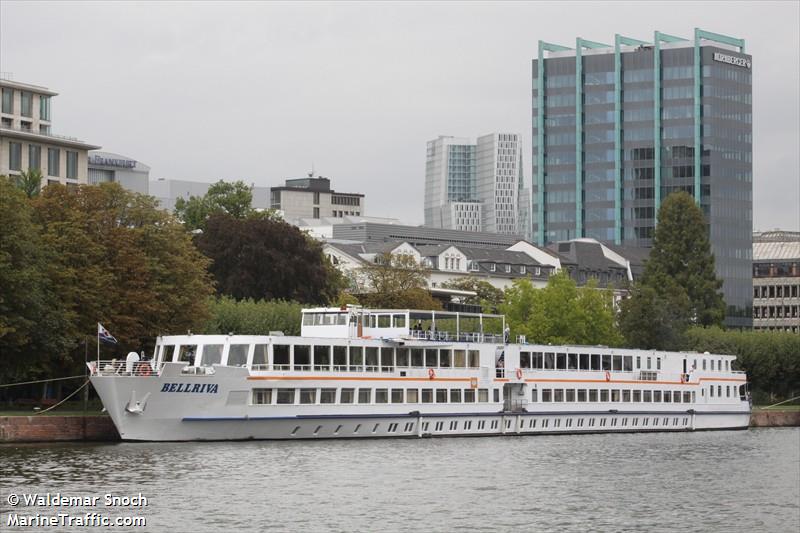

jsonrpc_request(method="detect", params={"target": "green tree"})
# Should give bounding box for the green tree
[618,279,692,350]
[202,296,303,336]
[645,191,725,326]
[578,279,624,347]
[0,177,69,383]
[619,191,725,348]
[684,327,800,403]
[174,180,255,230]
[195,214,344,304]
[30,182,215,375]
[357,253,442,310]
[13,169,43,198]
[500,272,621,346]
[440,276,504,311]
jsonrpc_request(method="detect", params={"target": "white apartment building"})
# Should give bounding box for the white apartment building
[270,175,365,222]
[424,133,523,235]
[0,77,100,186]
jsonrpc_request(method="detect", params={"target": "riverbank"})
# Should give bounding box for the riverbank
[0,409,797,443]
[750,408,800,427]
[0,415,119,443]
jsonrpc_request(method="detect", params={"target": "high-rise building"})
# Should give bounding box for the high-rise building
[425,133,522,234]
[1,76,100,186]
[531,29,752,326]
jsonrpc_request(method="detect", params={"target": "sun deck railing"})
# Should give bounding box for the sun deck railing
[92,359,156,377]
[407,330,505,344]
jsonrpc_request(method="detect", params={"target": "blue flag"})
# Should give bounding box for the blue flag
[98,323,118,344]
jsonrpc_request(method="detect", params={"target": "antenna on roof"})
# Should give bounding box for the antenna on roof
[309,163,315,178]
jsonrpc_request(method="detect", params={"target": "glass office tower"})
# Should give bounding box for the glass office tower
[532,29,752,327]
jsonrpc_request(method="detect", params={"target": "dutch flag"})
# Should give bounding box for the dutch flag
[98,323,118,345]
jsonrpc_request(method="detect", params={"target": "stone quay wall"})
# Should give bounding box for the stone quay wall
[0,415,119,443]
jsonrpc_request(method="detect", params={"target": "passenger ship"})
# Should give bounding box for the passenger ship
[90,307,751,441]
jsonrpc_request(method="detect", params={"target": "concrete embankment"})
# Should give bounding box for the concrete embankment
[0,415,119,443]
[749,410,800,427]
[0,411,797,443]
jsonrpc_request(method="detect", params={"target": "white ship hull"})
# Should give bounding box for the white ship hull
[90,368,750,442]
[91,307,751,442]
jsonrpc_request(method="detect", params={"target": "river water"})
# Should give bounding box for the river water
[1,428,798,532]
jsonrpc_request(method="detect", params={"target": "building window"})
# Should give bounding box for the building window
[313,191,320,204]
[1,88,12,114]
[47,148,60,177]
[39,95,50,121]
[8,142,22,171]
[20,91,32,117]
[28,145,41,171]
[66,151,78,180]
[313,207,320,219]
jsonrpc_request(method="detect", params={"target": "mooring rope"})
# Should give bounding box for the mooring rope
[0,375,86,389]
[761,396,800,410]
[32,379,91,415]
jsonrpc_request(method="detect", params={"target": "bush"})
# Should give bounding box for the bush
[684,327,800,404]
[201,296,303,336]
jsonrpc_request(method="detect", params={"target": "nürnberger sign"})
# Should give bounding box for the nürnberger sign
[89,155,136,168]
[713,52,751,69]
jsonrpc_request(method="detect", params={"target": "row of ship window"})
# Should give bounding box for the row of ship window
[254,387,493,405]
[164,343,731,374]
[290,416,692,436]
[519,352,731,372]
[537,388,695,403]
[251,385,740,406]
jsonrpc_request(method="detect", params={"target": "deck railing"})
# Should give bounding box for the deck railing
[407,330,505,344]
[92,359,156,377]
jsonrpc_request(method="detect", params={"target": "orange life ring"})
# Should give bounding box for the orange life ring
[428,368,436,380]
[516,368,523,380]
[139,363,152,377]
[605,371,611,382]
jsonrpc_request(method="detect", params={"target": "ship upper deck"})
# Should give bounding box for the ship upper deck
[300,306,508,343]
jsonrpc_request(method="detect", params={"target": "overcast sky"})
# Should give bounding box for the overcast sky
[2,1,798,231]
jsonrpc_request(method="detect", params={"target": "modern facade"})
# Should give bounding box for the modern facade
[270,174,365,221]
[1,76,100,186]
[88,151,150,195]
[425,133,523,234]
[149,178,271,212]
[752,231,800,333]
[532,29,752,326]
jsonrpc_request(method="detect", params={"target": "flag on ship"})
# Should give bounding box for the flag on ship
[98,323,118,344]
